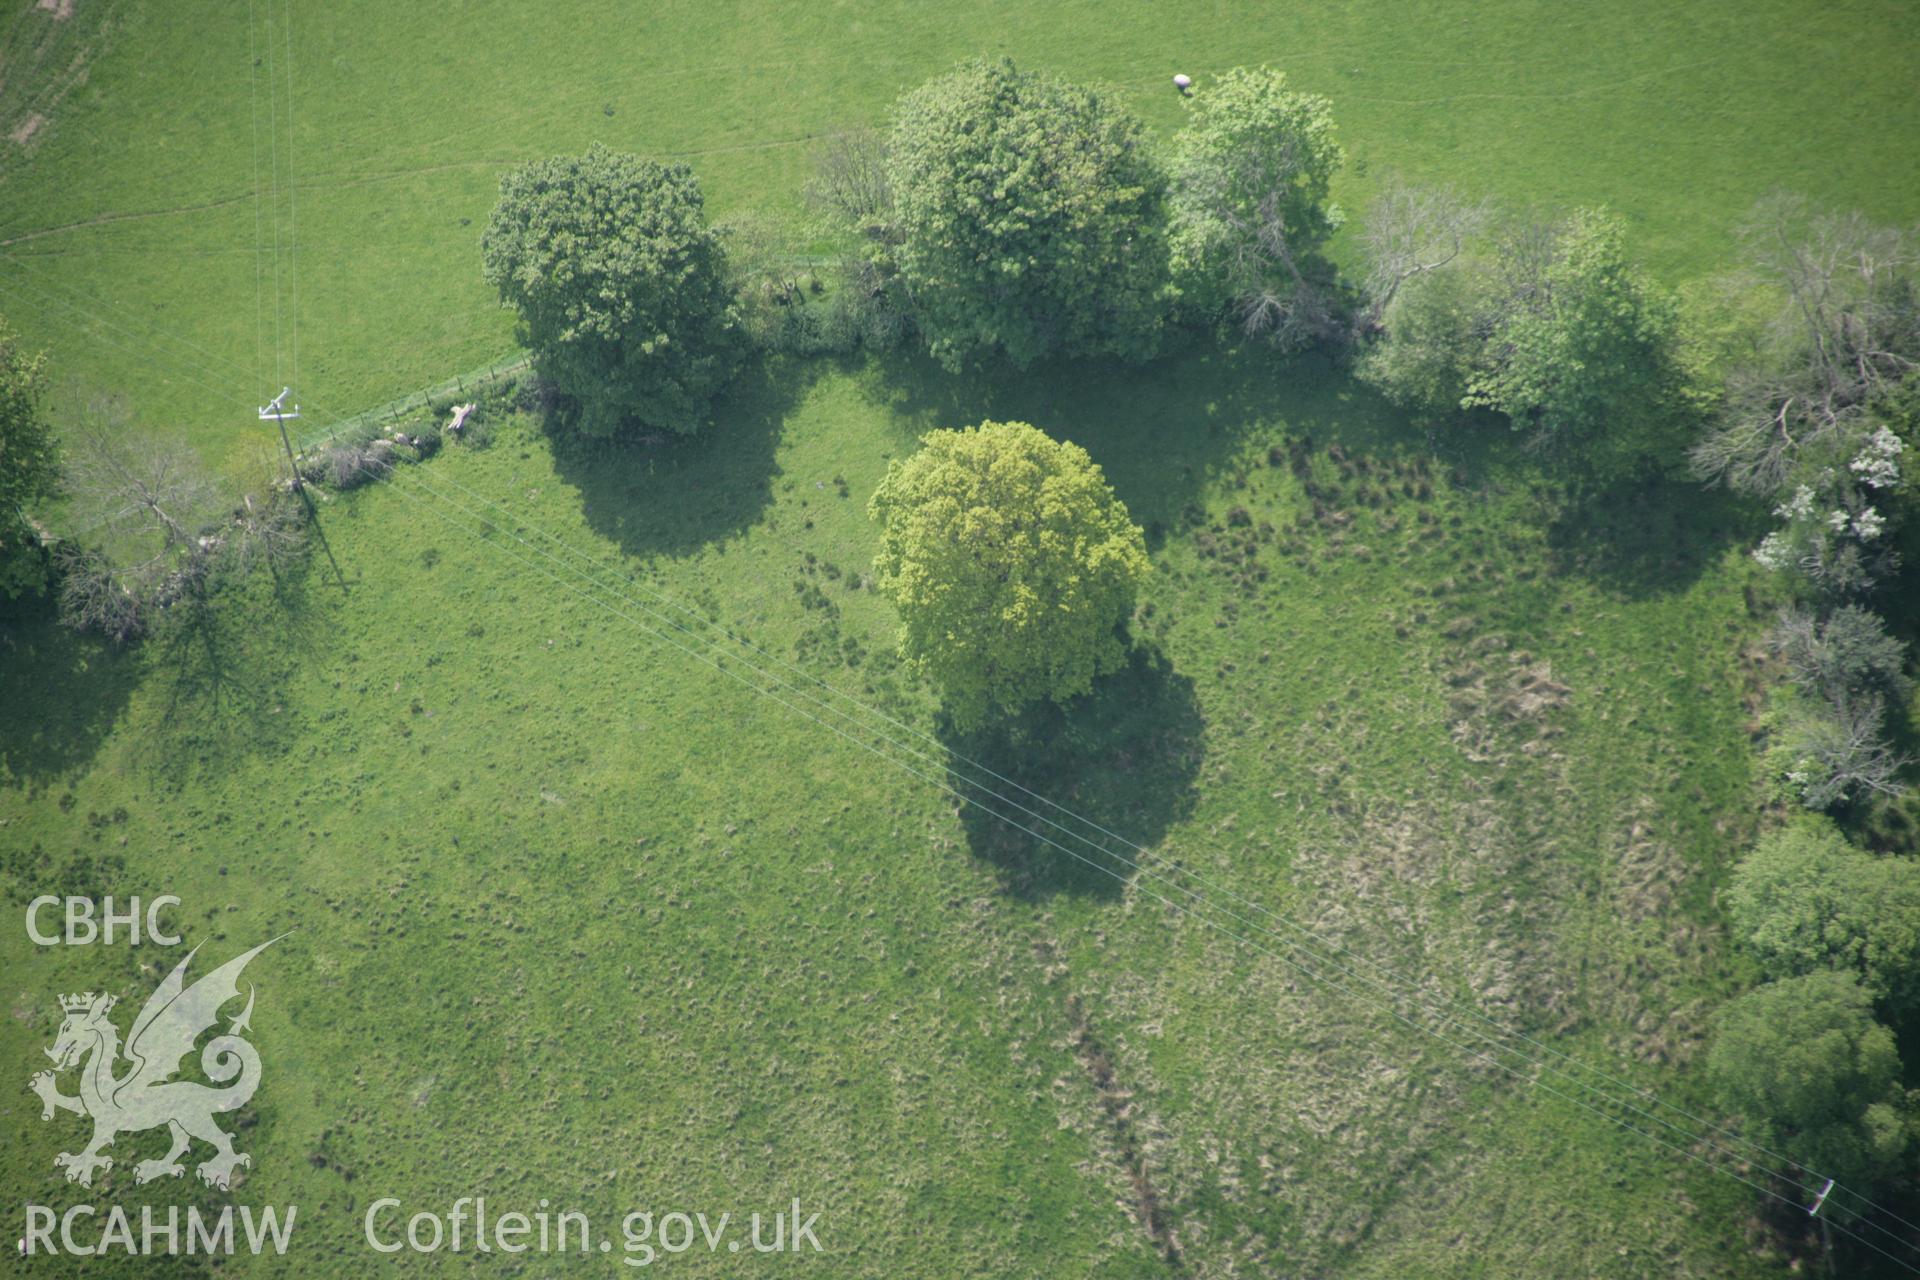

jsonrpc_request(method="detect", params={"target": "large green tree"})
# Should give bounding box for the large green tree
[887,59,1170,370]
[1464,209,1686,460]
[1360,205,1689,470]
[1707,971,1914,1197]
[0,318,57,601]
[868,421,1150,729]
[482,145,740,438]
[1169,66,1344,348]
[1728,821,1920,1011]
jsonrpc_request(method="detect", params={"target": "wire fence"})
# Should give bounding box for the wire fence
[294,350,533,452]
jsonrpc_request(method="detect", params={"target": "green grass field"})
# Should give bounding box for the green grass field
[2,0,1917,471]
[3,0,1917,1275]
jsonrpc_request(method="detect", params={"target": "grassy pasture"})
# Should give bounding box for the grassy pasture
[6,347,1785,1275]
[3,0,1919,1275]
[1,0,1918,472]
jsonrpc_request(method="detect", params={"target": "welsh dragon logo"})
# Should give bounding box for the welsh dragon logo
[27,938,280,1190]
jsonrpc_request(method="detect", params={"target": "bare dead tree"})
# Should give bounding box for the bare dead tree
[1788,692,1910,809]
[1771,605,1911,709]
[1358,179,1489,328]
[55,546,150,643]
[56,397,229,640]
[1691,194,1920,495]
[804,128,893,235]
[222,488,310,581]
[64,398,222,553]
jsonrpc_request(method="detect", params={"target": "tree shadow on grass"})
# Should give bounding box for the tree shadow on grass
[938,645,1206,901]
[866,343,1437,550]
[1545,472,1761,599]
[545,355,805,560]
[141,544,333,788]
[0,600,139,795]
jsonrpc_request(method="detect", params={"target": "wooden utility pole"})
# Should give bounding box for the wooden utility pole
[1807,1177,1835,1276]
[260,387,303,491]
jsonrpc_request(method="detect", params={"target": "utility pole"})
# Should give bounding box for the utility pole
[259,387,303,491]
[1807,1177,1835,1276]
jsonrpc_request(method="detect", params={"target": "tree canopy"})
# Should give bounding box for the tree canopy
[0,318,57,601]
[1706,970,1914,1198]
[1728,821,1920,1011]
[868,421,1150,729]
[1463,209,1686,459]
[1360,204,1690,470]
[482,145,740,437]
[887,59,1170,370]
[1170,66,1344,347]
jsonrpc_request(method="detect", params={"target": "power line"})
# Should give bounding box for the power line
[279,0,299,396]
[385,450,1920,1241]
[7,237,1917,1270]
[263,0,282,389]
[246,0,266,398]
[371,459,1920,1275]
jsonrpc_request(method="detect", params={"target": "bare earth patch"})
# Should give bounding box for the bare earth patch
[37,0,76,20]
[8,113,45,145]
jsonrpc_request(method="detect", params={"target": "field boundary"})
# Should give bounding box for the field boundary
[295,350,531,451]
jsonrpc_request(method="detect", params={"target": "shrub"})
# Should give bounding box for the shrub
[325,441,390,491]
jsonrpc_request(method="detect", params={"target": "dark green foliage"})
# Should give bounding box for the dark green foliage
[482,145,741,438]
[1707,971,1914,1202]
[1727,821,1920,1011]
[0,318,57,601]
[1360,207,1691,471]
[887,59,1170,370]
[1169,66,1344,348]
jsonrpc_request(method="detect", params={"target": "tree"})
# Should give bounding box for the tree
[1357,178,1487,331]
[0,318,58,601]
[1170,66,1345,348]
[482,145,740,438]
[1771,606,1910,707]
[805,128,893,235]
[56,398,230,643]
[1707,971,1914,1199]
[868,421,1151,729]
[887,59,1170,370]
[1691,195,1920,497]
[1356,250,1499,420]
[1464,208,1687,462]
[1359,205,1689,468]
[1778,692,1909,810]
[1728,822,1920,1011]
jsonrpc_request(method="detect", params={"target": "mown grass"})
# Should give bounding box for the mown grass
[2,0,1918,473]
[4,346,1794,1275]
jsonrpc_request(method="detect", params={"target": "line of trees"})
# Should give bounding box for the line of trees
[1711,820,1920,1215]
[484,59,1723,482]
[1689,203,1920,1253]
